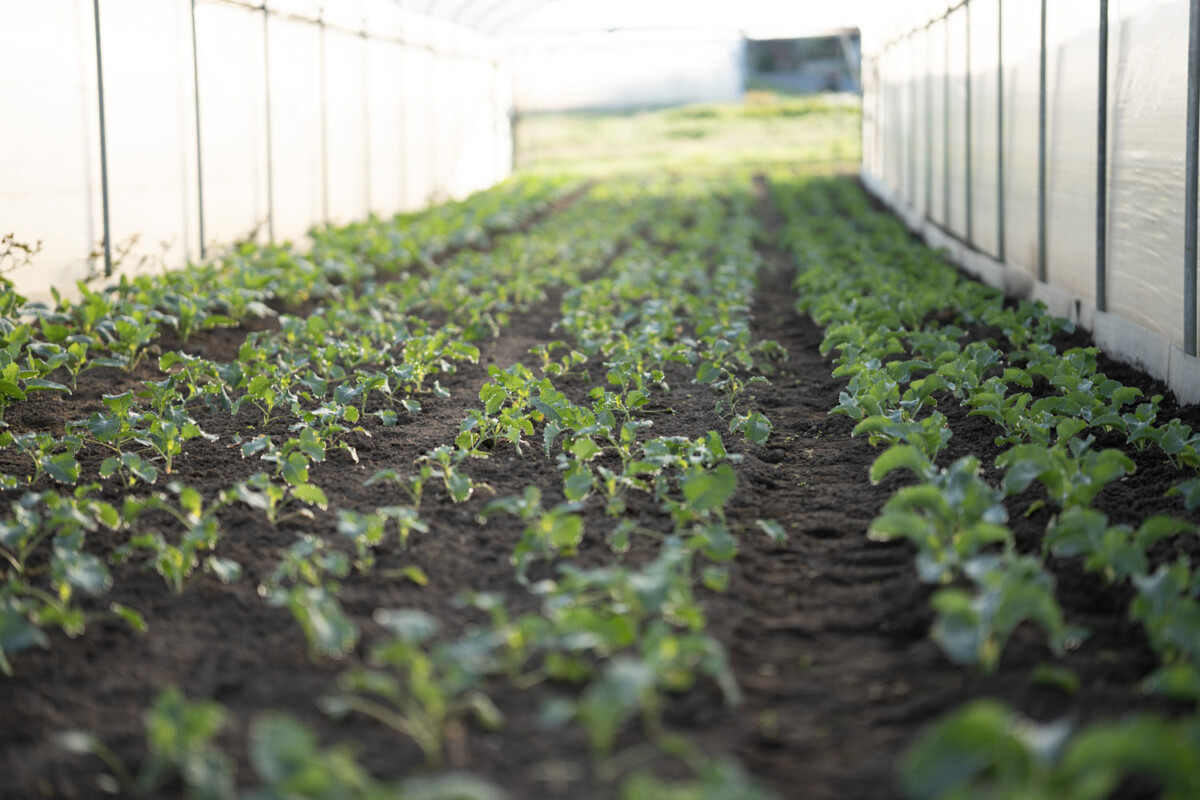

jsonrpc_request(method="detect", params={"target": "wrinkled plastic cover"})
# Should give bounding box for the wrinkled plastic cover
[1043,0,1099,304]
[946,6,969,240]
[195,2,271,247]
[367,37,405,217]
[1000,0,1041,277]
[324,28,370,226]
[928,17,948,227]
[881,39,907,199]
[266,16,324,242]
[970,0,1001,258]
[1107,0,1190,348]
[0,0,107,294]
[911,25,929,218]
[863,55,880,179]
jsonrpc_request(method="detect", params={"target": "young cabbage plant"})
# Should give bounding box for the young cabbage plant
[868,449,1010,585]
[930,551,1082,673]
[233,472,329,526]
[259,536,358,660]
[322,608,503,768]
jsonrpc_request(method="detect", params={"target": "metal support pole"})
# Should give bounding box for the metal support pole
[944,23,951,227]
[190,0,206,260]
[965,3,974,246]
[997,0,1005,262]
[319,17,330,222]
[92,0,113,277]
[429,52,439,199]
[1037,0,1048,282]
[909,32,917,204]
[263,4,276,242]
[399,29,409,211]
[362,28,372,216]
[1097,0,1108,311]
[1186,0,1200,354]
[926,27,933,220]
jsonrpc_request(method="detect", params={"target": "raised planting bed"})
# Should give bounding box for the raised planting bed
[0,169,1197,800]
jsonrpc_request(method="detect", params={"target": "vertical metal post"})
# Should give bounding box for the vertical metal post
[319,16,330,222]
[92,0,113,277]
[399,37,408,210]
[909,32,917,204]
[429,51,439,199]
[1186,0,1200,354]
[965,3,974,246]
[944,19,951,227]
[362,28,372,216]
[926,25,933,221]
[1097,0,1108,311]
[189,0,206,260]
[997,0,1005,262]
[1037,0,1048,282]
[262,3,276,242]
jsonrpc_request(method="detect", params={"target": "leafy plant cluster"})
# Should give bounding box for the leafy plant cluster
[773,175,1200,798]
[9,174,792,797]
[306,176,786,796]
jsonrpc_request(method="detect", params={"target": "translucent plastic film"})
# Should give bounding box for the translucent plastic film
[928,18,947,227]
[1044,0,1099,304]
[0,0,102,295]
[969,0,1000,258]
[882,41,905,197]
[324,28,369,225]
[266,16,324,243]
[911,26,929,218]
[946,7,969,240]
[1001,0,1041,278]
[863,55,879,180]
[403,47,436,209]
[897,37,917,203]
[196,1,270,247]
[367,37,405,218]
[1107,0,1190,348]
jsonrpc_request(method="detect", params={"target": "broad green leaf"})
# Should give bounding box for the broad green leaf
[292,483,329,509]
[681,464,737,513]
[289,586,359,658]
[373,608,439,643]
[282,453,309,487]
[87,415,122,442]
[869,445,932,484]
[447,471,473,503]
[45,453,80,484]
[0,596,48,674]
[205,556,242,585]
[563,463,593,502]
[547,514,584,550]
[122,452,158,485]
[735,411,772,444]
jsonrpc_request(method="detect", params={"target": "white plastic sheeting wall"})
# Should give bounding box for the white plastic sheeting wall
[1107,0,1190,343]
[0,0,514,299]
[862,0,1200,402]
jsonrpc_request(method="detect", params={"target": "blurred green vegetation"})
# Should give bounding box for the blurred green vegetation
[515,90,861,177]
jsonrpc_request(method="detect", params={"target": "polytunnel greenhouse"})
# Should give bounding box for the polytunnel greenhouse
[4,0,1200,797]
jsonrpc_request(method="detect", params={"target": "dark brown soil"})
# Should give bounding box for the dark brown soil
[0,177,1190,800]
